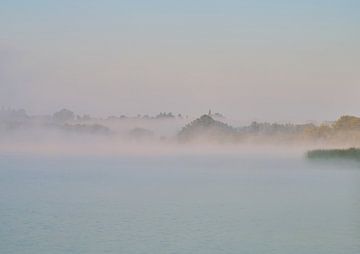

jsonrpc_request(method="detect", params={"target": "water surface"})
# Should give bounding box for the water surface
[0,153,359,253]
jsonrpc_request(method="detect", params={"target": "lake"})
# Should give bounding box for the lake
[1,152,359,253]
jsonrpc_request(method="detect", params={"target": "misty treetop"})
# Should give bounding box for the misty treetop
[178,115,237,142]
[1,107,360,146]
[177,114,360,145]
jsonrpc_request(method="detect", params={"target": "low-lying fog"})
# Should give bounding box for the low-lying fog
[1,110,360,254]
[1,108,359,157]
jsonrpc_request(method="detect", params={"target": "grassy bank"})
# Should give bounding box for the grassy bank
[306,148,360,161]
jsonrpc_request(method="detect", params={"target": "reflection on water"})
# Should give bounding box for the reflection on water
[0,154,359,254]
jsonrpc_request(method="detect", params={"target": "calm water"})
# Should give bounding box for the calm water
[0,153,359,254]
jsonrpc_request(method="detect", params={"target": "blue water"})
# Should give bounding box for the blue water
[0,154,359,253]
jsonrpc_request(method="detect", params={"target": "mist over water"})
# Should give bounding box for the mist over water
[1,108,359,158]
[1,0,360,252]
[1,152,360,254]
[1,109,360,253]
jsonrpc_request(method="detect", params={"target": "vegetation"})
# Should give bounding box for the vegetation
[155,112,175,119]
[307,148,360,161]
[333,115,360,130]
[62,123,111,135]
[53,108,75,122]
[2,107,360,144]
[178,114,236,142]
[177,114,360,144]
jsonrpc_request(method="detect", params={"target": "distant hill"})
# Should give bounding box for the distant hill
[178,115,236,142]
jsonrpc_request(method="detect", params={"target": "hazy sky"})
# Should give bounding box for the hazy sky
[1,0,359,122]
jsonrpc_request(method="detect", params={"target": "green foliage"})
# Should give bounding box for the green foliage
[307,148,360,161]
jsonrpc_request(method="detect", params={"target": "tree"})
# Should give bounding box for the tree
[53,109,75,122]
[333,115,360,130]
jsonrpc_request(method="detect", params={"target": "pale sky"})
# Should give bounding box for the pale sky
[1,0,359,122]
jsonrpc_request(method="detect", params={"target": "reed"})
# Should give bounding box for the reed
[307,148,360,161]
